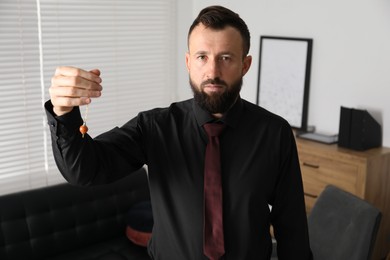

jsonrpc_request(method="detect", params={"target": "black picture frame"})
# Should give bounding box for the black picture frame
[256,36,313,132]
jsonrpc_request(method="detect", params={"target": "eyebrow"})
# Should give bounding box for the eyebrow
[193,51,236,57]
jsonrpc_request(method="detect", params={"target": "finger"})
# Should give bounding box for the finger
[51,74,103,92]
[49,85,102,100]
[55,66,102,84]
[51,96,92,108]
[90,69,101,77]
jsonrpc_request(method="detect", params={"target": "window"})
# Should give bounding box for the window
[0,0,177,195]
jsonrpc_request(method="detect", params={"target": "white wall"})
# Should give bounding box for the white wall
[175,1,193,101]
[176,0,390,147]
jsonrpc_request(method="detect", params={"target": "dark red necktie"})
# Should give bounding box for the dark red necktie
[203,123,225,260]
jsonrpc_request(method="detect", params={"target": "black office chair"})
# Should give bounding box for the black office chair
[271,185,382,260]
[308,185,381,260]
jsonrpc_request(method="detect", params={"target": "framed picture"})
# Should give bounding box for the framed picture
[256,36,313,131]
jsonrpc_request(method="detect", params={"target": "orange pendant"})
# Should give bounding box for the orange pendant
[79,123,88,138]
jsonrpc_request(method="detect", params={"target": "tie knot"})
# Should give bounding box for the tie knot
[203,123,225,137]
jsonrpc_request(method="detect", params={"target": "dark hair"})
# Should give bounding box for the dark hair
[188,6,251,57]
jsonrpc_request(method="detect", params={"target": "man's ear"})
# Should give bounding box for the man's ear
[185,52,190,72]
[242,55,252,76]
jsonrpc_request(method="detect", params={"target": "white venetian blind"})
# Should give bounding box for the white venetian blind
[0,0,47,195]
[0,0,177,195]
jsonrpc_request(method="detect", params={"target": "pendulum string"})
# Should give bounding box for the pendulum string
[79,104,89,138]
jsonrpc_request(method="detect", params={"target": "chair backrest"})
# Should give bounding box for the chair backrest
[308,185,381,260]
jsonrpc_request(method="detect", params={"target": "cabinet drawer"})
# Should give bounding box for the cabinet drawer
[304,193,317,214]
[299,152,359,197]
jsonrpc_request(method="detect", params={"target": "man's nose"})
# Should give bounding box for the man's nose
[206,58,221,79]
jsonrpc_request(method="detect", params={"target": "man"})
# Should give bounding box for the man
[46,5,312,260]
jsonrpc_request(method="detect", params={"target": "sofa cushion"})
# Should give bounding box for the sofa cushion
[125,201,153,247]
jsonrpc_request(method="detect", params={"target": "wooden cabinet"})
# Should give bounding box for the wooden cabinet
[296,138,390,260]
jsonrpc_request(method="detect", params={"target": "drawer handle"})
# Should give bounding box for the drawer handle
[304,193,318,199]
[303,162,319,169]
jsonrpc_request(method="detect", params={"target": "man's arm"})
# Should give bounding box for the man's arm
[45,66,144,185]
[270,125,313,259]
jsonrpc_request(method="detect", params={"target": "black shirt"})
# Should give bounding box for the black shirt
[45,97,312,260]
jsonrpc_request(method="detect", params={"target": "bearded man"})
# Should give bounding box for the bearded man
[45,5,312,260]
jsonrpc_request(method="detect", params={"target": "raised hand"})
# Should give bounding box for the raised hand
[49,66,103,116]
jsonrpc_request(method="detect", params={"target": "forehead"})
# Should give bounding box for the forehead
[188,24,243,55]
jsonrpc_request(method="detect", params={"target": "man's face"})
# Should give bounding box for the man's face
[186,24,252,116]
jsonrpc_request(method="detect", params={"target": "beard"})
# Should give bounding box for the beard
[190,77,242,114]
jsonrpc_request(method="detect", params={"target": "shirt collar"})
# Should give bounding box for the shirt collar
[192,96,244,129]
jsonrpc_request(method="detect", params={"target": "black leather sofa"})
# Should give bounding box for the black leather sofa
[0,168,151,260]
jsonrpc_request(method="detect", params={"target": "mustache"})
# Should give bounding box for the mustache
[201,78,228,88]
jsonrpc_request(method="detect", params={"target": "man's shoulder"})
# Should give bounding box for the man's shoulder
[242,99,286,119]
[241,99,291,128]
[138,99,193,121]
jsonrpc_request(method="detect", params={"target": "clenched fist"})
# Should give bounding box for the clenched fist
[49,66,103,116]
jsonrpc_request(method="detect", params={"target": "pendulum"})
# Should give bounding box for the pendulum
[79,123,88,138]
[79,104,89,138]
[79,105,89,138]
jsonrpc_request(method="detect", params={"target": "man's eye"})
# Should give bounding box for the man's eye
[220,56,231,61]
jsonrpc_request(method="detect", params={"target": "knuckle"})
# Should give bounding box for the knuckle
[69,76,79,86]
[73,68,82,76]
[51,75,58,85]
[69,87,78,97]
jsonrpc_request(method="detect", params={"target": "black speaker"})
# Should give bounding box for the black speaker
[338,106,382,151]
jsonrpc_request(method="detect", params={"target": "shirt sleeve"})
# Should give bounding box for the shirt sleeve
[44,100,145,186]
[269,124,313,260]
